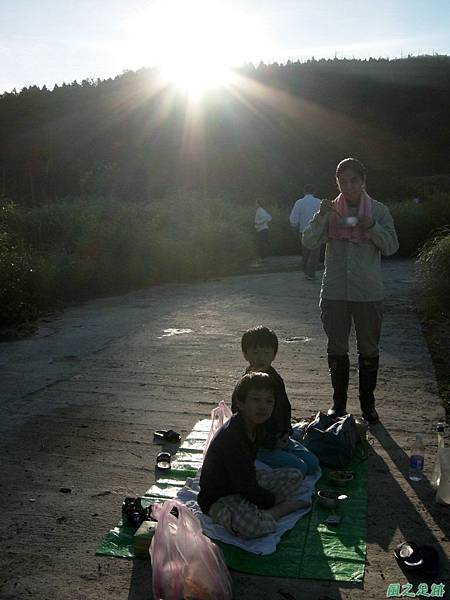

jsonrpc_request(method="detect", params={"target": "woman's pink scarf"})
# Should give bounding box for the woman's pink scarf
[328,191,373,243]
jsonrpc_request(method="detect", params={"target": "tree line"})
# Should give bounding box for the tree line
[1,55,450,207]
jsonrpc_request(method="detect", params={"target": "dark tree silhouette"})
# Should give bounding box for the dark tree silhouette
[1,56,450,206]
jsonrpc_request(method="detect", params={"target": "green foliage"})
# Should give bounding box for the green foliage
[416,228,450,317]
[256,201,299,256]
[402,174,450,198]
[0,230,54,326]
[1,189,449,327]
[388,192,450,257]
[0,195,255,326]
[146,195,255,281]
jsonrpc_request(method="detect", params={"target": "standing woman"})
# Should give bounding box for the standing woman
[302,158,399,424]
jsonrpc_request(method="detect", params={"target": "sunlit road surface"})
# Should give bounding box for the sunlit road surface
[0,257,447,600]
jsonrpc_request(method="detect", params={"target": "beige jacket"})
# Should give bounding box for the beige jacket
[302,198,399,301]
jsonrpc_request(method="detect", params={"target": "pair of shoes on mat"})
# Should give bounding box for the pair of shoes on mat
[153,429,181,444]
[394,541,439,577]
[122,496,154,531]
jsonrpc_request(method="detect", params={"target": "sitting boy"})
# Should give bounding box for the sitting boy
[231,326,319,475]
[198,372,309,539]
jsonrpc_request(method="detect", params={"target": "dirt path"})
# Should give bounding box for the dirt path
[0,257,448,600]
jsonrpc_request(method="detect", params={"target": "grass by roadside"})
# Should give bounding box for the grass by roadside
[1,192,449,335]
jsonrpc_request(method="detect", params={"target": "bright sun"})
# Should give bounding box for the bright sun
[129,0,261,99]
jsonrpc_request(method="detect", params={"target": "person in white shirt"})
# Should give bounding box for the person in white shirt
[254,199,272,259]
[289,185,322,279]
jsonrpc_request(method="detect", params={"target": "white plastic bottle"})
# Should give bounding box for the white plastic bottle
[431,422,445,489]
[436,448,450,505]
[408,433,425,482]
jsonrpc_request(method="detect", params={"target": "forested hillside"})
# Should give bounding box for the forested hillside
[1,55,449,206]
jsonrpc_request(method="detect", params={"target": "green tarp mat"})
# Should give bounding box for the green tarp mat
[96,419,367,582]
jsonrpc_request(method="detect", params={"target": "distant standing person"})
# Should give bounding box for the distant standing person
[302,158,399,424]
[289,184,322,280]
[254,199,272,260]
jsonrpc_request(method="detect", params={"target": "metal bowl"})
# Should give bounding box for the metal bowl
[317,490,340,508]
[328,470,354,487]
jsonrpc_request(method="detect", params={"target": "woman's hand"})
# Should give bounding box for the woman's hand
[359,217,375,229]
[319,198,333,215]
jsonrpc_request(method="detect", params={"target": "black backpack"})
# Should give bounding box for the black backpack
[300,411,360,468]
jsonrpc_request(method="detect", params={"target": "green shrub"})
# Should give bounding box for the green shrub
[389,192,450,257]
[4,188,447,328]
[265,202,300,256]
[416,227,450,317]
[0,232,55,326]
[0,194,257,325]
[146,195,255,281]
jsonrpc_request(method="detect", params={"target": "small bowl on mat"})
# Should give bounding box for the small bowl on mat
[316,490,348,509]
[155,451,171,471]
[328,470,354,487]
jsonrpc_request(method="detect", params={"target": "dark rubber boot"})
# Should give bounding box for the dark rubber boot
[327,354,350,418]
[359,354,380,424]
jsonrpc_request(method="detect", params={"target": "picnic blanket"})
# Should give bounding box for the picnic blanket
[96,418,368,582]
[177,465,321,555]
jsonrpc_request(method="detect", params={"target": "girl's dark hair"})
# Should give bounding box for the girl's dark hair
[241,326,278,354]
[335,157,366,180]
[235,372,276,405]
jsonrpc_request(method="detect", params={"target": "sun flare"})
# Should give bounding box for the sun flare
[160,57,233,100]
[129,0,262,99]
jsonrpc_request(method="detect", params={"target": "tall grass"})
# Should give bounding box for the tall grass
[0,195,256,326]
[388,192,450,257]
[416,228,450,317]
[263,201,300,256]
[1,190,449,327]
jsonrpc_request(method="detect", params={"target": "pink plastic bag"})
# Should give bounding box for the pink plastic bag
[150,499,233,600]
[203,401,232,456]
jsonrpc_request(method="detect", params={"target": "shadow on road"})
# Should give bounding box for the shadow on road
[128,559,152,600]
[368,424,449,582]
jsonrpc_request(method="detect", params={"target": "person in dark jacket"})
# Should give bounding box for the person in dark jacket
[231,326,319,475]
[198,372,308,539]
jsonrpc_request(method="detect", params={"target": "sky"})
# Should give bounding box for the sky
[1,0,450,94]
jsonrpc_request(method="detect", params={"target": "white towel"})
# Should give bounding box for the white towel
[176,462,321,555]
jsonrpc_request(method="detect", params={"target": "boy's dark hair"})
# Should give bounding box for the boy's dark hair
[303,183,314,194]
[235,372,276,405]
[241,326,278,354]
